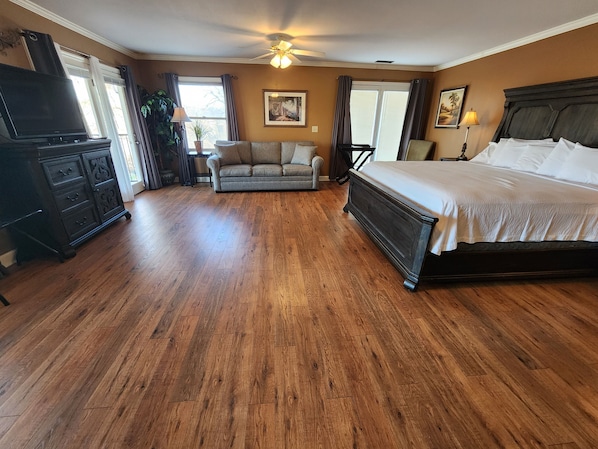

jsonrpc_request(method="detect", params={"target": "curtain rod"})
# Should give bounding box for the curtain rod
[158,73,238,80]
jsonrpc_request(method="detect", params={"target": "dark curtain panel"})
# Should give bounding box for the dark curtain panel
[119,65,162,190]
[22,30,66,77]
[397,78,432,160]
[328,76,353,180]
[165,73,193,186]
[221,74,240,141]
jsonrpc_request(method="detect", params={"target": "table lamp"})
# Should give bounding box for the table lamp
[457,109,479,161]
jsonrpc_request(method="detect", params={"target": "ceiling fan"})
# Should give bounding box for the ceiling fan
[254,35,325,69]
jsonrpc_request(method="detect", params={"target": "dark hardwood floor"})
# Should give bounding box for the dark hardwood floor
[1,181,597,448]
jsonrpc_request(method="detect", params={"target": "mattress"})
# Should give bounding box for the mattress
[359,161,598,255]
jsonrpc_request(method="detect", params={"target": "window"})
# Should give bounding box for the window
[178,77,228,150]
[350,82,410,161]
[61,51,144,194]
[104,80,142,185]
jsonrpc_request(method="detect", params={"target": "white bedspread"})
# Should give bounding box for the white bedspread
[359,161,598,255]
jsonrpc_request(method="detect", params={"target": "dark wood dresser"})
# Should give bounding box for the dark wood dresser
[0,139,130,260]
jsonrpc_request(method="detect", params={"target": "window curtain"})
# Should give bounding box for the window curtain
[329,76,353,180]
[88,56,135,202]
[221,74,240,141]
[119,65,162,190]
[164,73,193,186]
[22,30,67,77]
[396,78,431,160]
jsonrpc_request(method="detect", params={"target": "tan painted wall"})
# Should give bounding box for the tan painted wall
[135,60,431,176]
[0,0,138,69]
[427,23,598,160]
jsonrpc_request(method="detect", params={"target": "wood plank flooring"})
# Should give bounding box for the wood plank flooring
[1,181,597,448]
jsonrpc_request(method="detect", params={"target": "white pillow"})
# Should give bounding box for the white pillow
[489,138,540,168]
[536,137,576,177]
[291,144,317,165]
[510,143,557,173]
[469,142,497,164]
[555,143,598,185]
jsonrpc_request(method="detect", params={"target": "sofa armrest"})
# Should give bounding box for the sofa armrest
[207,155,222,191]
[311,155,324,189]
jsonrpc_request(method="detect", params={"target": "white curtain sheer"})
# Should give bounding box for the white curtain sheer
[88,57,134,202]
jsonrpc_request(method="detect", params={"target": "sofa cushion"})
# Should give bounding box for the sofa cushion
[252,164,283,177]
[281,141,314,164]
[291,144,317,165]
[215,144,242,166]
[220,164,252,177]
[251,142,281,164]
[283,164,313,176]
[235,141,252,164]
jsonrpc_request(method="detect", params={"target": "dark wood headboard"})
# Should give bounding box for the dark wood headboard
[492,76,598,147]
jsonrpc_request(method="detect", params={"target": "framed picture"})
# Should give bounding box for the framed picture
[434,86,467,128]
[263,90,307,127]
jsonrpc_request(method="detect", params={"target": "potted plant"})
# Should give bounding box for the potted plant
[139,88,180,185]
[192,120,206,152]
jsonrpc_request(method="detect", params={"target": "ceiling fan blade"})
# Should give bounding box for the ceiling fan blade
[290,49,325,58]
[252,52,273,60]
[288,53,301,64]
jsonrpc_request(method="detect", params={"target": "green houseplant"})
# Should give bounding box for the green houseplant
[191,120,206,151]
[139,88,180,184]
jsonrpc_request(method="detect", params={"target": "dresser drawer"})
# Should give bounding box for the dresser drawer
[42,156,85,189]
[62,205,100,241]
[54,184,91,214]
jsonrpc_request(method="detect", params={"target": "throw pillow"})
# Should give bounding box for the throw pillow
[291,144,317,165]
[536,137,576,177]
[510,143,556,173]
[555,143,598,185]
[215,144,241,166]
[470,142,497,164]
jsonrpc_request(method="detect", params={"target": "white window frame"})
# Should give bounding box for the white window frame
[178,76,228,151]
[351,81,410,161]
[61,51,144,195]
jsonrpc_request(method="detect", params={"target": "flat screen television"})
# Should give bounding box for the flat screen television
[0,62,88,145]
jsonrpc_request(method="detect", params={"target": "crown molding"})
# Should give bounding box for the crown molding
[10,0,140,59]
[434,12,598,71]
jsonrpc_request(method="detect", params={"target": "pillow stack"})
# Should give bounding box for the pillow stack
[470,137,598,186]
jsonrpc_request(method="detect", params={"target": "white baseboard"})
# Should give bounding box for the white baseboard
[0,249,17,268]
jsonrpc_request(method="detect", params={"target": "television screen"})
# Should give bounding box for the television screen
[0,62,88,144]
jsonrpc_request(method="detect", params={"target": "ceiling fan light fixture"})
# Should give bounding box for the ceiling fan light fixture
[270,52,292,69]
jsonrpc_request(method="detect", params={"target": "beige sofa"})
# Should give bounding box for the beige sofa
[207,140,324,192]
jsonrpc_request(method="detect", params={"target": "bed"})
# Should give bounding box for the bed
[343,76,598,290]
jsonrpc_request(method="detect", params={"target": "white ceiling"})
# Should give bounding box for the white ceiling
[15,0,598,70]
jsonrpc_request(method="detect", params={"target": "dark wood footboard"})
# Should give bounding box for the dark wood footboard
[344,169,598,291]
[343,169,437,290]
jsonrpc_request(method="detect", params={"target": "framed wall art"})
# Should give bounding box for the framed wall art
[263,90,307,127]
[434,86,467,128]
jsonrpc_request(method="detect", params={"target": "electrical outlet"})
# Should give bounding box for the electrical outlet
[312,125,319,133]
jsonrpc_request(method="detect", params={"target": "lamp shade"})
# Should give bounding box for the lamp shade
[171,107,191,123]
[270,53,292,69]
[459,109,479,127]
